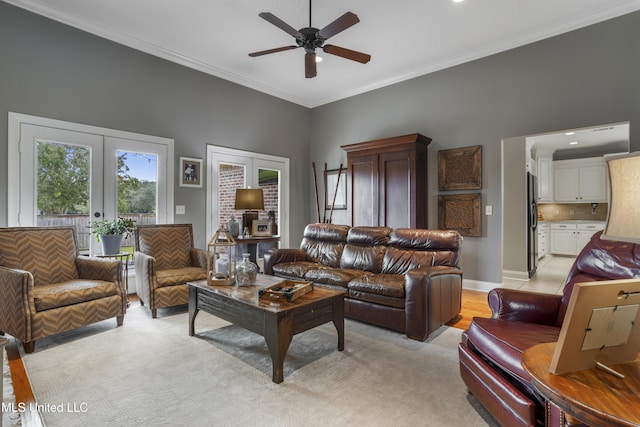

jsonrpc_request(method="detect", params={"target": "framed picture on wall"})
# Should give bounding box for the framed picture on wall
[325,169,347,210]
[179,157,203,188]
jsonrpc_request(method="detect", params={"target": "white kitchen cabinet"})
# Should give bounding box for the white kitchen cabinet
[553,158,608,203]
[538,222,549,258]
[550,222,605,255]
[576,223,605,252]
[537,156,553,203]
[550,223,577,255]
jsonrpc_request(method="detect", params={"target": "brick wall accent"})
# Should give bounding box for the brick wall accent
[218,164,278,229]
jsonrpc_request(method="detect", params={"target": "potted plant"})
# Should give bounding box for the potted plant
[89,217,136,255]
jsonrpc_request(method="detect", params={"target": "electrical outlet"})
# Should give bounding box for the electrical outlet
[176,205,185,215]
[485,205,492,216]
[570,209,575,216]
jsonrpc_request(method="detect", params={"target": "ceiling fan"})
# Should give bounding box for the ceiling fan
[248,0,371,78]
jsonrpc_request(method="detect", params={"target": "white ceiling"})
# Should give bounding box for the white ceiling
[528,123,630,157]
[6,0,640,107]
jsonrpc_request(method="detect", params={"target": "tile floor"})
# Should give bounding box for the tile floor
[502,255,576,295]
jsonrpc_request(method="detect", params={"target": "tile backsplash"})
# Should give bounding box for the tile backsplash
[538,203,608,221]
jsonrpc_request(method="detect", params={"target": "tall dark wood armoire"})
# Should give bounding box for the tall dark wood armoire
[341,133,431,228]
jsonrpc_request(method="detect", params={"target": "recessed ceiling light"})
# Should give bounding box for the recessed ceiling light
[452,0,465,2]
[569,141,579,145]
[565,132,575,136]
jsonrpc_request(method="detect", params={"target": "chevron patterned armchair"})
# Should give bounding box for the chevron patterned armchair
[134,224,209,318]
[0,227,126,353]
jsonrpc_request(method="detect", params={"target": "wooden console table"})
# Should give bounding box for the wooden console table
[235,235,280,270]
[522,342,640,427]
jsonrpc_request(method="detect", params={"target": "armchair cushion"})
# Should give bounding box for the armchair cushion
[0,227,79,286]
[466,318,560,388]
[156,267,208,288]
[136,225,193,270]
[34,279,119,311]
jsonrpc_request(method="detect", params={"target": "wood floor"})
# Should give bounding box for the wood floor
[5,290,491,427]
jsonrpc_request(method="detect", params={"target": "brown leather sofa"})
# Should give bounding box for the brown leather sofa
[459,231,640,427]
[263,223,463,341]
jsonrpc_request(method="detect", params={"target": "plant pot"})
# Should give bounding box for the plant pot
[100,234,123,255]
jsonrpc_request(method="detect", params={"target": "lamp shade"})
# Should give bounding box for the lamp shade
[602,152,640,244]
[234,188,264,210]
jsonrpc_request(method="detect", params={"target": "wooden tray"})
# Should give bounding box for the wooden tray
[258,280,313,302]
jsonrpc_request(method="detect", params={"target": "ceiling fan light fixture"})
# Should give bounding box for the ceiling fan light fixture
[248,0,370,78]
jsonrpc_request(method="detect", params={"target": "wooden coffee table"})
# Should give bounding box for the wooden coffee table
[188,275,345,383]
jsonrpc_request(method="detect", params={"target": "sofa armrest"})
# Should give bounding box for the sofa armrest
[263,249,309,275]
[190,248,211,270]
[405,265,463,341]
[488,288,561,325]
[134,251,156,305]
[76,257,121,284]
[0,266,35,342]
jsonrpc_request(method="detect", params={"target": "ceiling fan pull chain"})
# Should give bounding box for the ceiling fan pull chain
[309,0,312,27]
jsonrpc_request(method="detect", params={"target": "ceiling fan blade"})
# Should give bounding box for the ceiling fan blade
[322,45,371,64]
[248,46,299,57]
[318,12,359,40]
[258,12,302,38]
[305,53,317,78]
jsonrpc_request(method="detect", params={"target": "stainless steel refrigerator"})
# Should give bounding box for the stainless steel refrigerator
[527,172,538,277]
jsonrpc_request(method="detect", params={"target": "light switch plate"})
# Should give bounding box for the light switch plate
[485,205,493,216]
[176,205,185,215]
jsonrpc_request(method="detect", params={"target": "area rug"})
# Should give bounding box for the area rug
[21,304,497,427]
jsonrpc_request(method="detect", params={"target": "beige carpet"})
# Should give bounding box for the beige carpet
[21,304,497,427]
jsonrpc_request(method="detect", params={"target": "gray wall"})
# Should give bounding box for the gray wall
[310,11,640,284]
[0,3,311,248]
[2,3,640,284]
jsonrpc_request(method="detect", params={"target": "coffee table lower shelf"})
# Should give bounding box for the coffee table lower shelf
[188,277,345,383]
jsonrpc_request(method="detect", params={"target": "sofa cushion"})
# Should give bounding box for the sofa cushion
[347,274,406,309]
[300,223,350,268]
[304,268,370,287]
[466,317,560,387]
[272,261,325,279]
[33,279,119,311]
[156,267,208,288]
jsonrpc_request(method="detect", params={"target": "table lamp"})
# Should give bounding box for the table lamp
[234,188,264,233]
[602,151,640,244]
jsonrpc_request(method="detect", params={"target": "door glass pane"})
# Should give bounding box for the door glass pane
[218,163,247,229]
[117,151,158,254]
[258,168,280,257]
[36,140,92,253]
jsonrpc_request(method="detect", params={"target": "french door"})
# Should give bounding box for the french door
[206,145,290,251]
[8,113,174,255]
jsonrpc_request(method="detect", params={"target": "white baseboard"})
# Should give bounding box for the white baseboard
[502,270,530,281]
[462,279,500,293]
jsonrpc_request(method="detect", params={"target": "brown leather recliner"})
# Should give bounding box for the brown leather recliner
[458,231,640,427]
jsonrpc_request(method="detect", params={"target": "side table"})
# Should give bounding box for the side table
[522,342,640,427]
[234,235,280,271]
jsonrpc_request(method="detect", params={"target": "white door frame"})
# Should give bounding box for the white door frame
[206,144,290,248]
[7,111,175,226]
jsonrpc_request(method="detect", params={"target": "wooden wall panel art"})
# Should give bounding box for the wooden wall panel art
[438,145,482,191]
[438,193,481,237]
